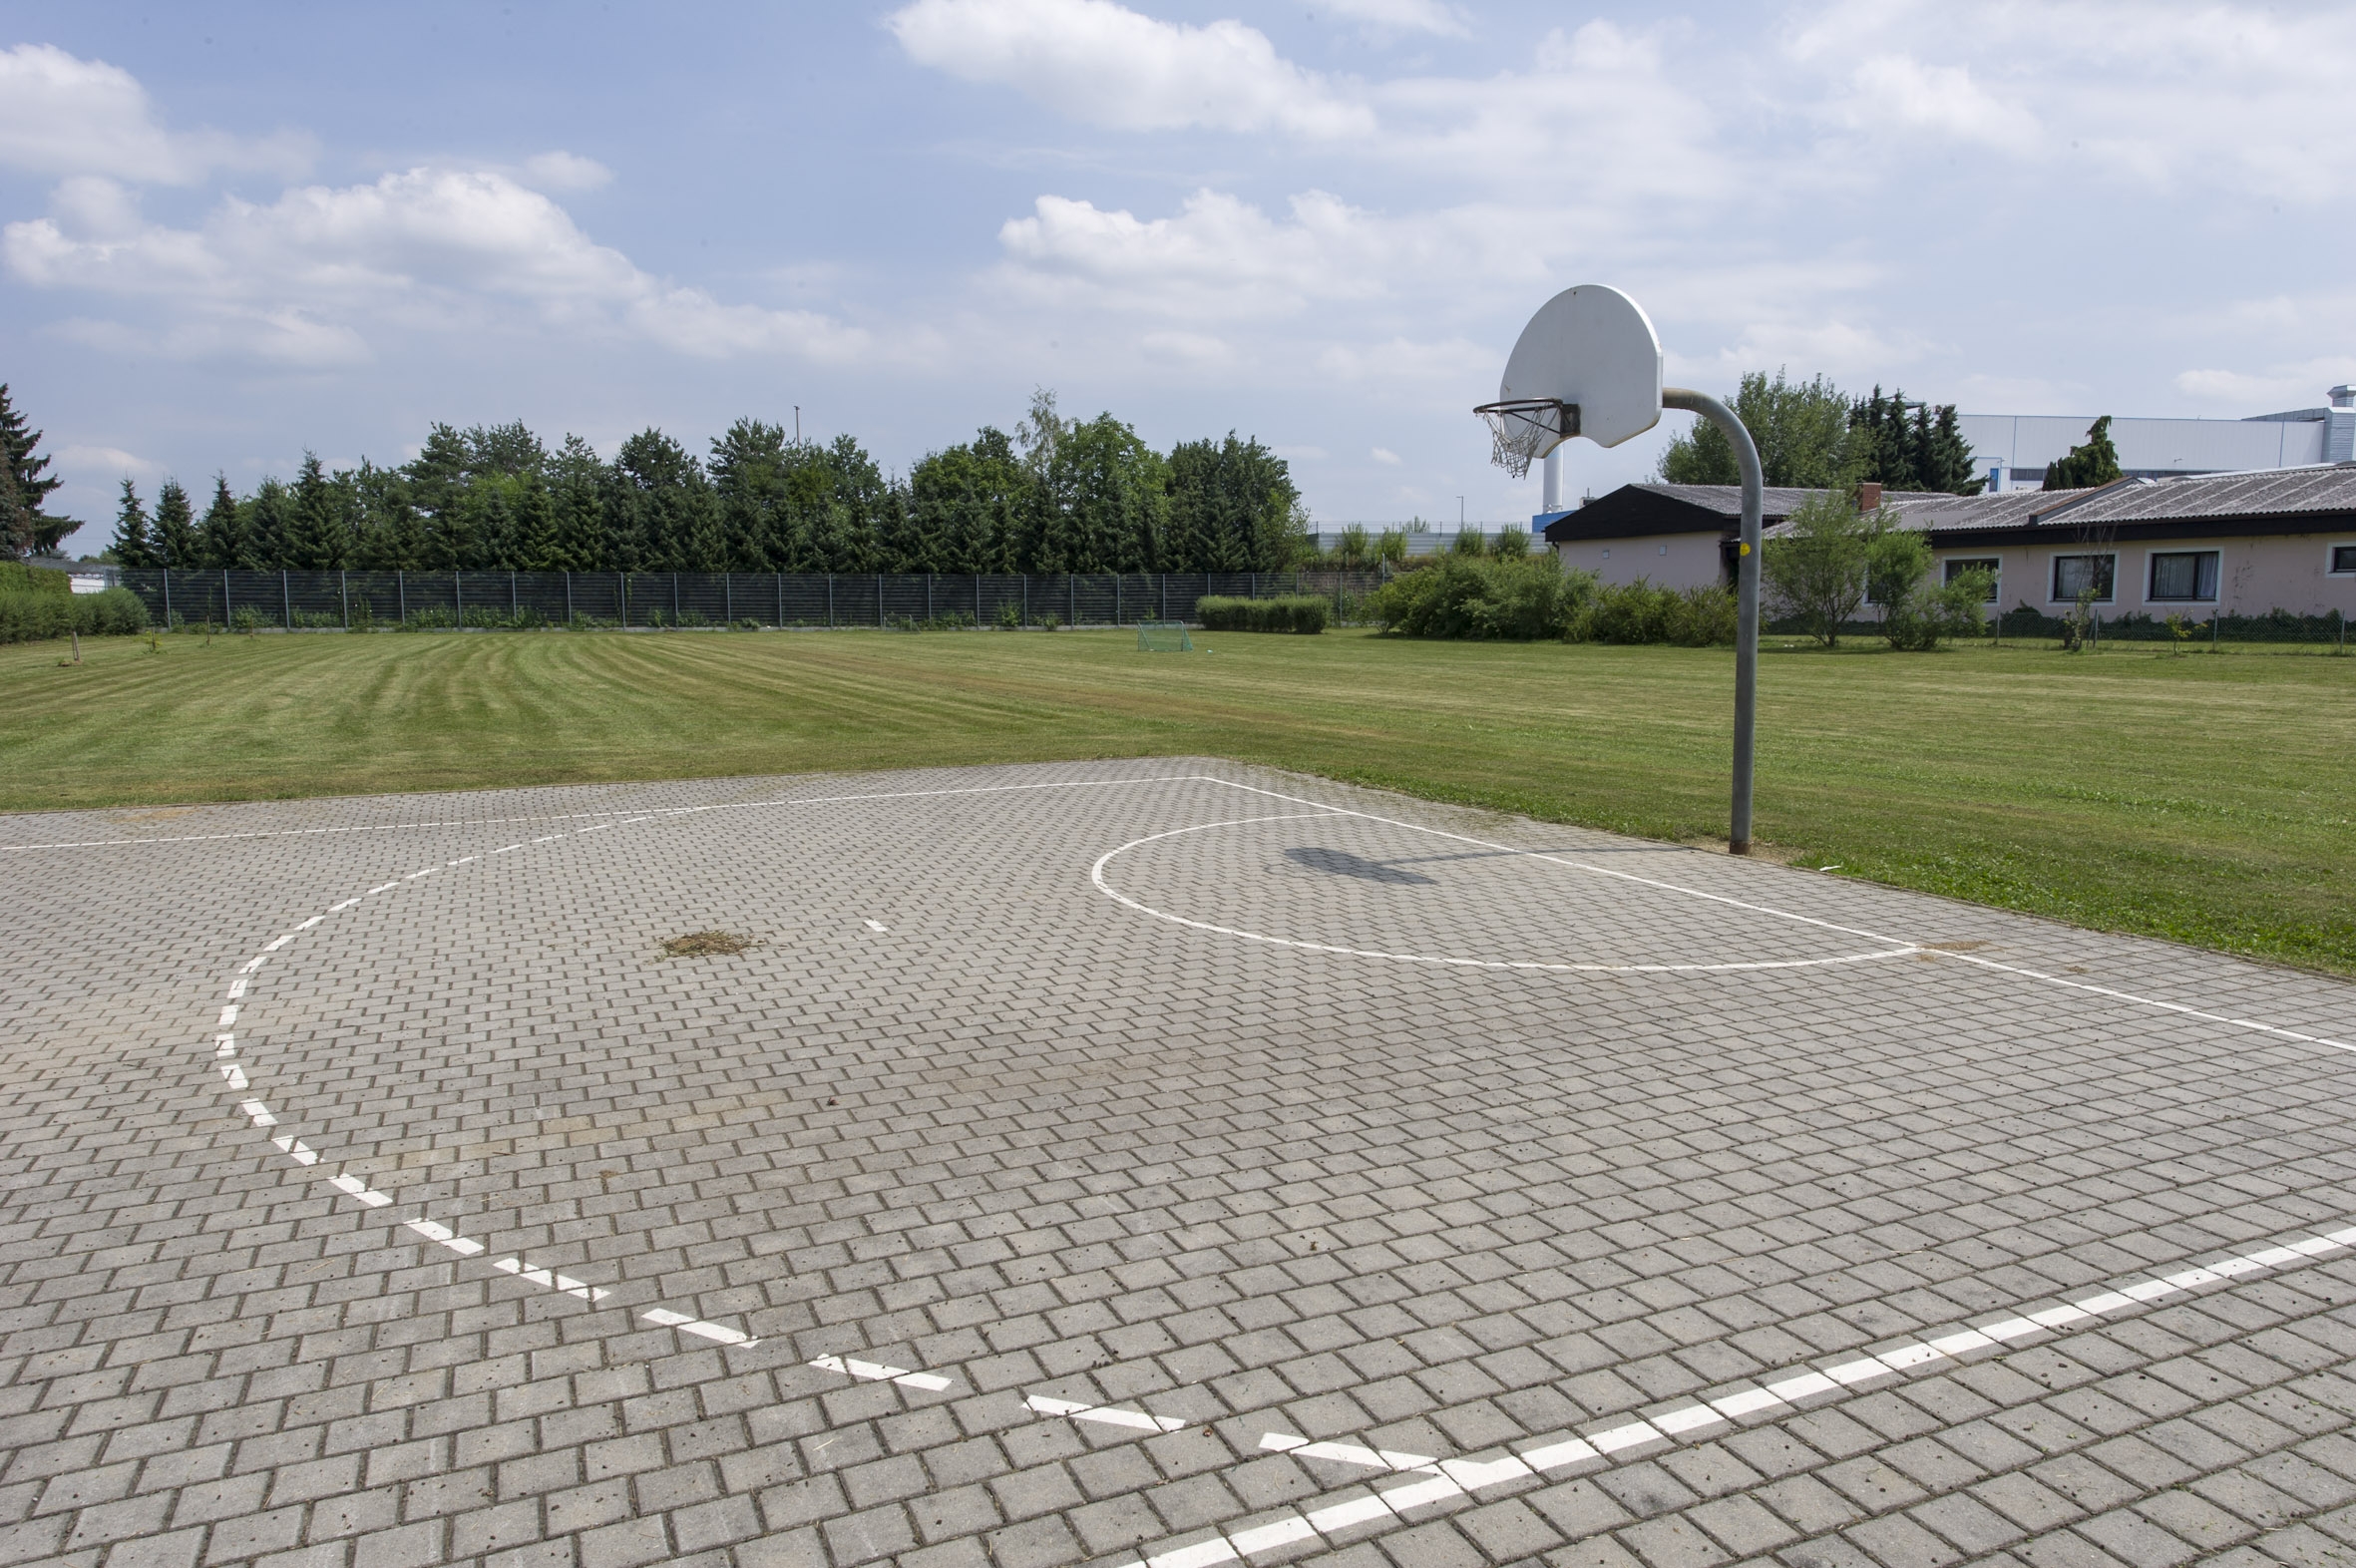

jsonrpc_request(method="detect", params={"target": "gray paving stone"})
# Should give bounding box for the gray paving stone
[5,759,2356,1568]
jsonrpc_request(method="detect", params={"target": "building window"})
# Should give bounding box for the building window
[2148,550,2219,601]
[2331,544,2356,575]
[2051,554,2116,602]
[1943,558,2000,601]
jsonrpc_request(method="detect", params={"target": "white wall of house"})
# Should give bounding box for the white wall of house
[1552,532,1728,591]
[1932,534,2356,618]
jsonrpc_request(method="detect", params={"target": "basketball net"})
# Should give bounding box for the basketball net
[1473,398,1577,479]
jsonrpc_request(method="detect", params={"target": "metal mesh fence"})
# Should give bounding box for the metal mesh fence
[121,569,1384,632]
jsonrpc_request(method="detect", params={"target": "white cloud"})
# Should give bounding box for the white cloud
[1782,2,2356,202]
[55,444,166,484]
[5,167,865,366]
[996,189,1394,317]
[518,151,613,193]
[1370,445,1401,465]
[887,0,1374,137]
[2173,361,2356,411]
[1839,55,2038,154]
[1318,0,1466,38]
[0,43,312,184]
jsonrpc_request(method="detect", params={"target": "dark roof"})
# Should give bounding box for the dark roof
[1548,467,2356,548]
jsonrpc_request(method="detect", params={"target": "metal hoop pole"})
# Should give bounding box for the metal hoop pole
[1664,387,1763,854]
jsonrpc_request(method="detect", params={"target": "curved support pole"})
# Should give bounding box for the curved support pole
[1662,387,1763,853]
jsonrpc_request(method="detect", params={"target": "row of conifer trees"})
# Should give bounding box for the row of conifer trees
[107,393,1311,577]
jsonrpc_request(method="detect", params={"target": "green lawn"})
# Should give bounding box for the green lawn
[7,627,2352,975]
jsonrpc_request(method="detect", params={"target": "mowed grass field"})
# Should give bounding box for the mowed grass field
[6,626,2352,975]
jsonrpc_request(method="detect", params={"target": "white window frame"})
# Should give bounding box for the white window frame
[2329,543,2356,576]
[1942,557,2001,602]
[2050,553,2117,603]
[2146,549,2220,603]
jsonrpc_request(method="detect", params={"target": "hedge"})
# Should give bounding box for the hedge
[0,561,71,596]
[1195,594,1329,633]
[0,586,151,644]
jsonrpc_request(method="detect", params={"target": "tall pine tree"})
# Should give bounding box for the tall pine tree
[153,479,200,570]
[110,477,157,567]
[198,476,246,569]
[549,436,608,571]
[286,453,345,568]
[0,383,71,556]
[2044,416,2124,491]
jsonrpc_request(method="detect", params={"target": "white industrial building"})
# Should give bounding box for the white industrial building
[1964,385,2355,492]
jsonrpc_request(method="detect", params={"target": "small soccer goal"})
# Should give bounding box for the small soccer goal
[1136,621,1194,652]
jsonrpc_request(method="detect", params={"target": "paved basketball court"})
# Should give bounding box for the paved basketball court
[7,758,2356,1568]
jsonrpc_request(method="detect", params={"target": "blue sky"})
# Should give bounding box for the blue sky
[4,1,2351,551]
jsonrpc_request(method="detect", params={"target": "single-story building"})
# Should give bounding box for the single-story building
[1541,466,2356,619]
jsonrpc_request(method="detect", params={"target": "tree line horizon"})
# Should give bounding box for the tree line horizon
[11,370,2073,574]
[99,391,1320,578]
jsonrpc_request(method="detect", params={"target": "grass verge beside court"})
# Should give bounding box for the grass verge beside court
[6,628,2351,975]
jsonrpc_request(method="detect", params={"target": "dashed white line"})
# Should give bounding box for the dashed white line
[642,1309,758,1347]
[1025,1395,1187,1432]
[199,816,770,1349]
[814,1355,952,1391]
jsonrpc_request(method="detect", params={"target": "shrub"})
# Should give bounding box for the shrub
[0,585,149,643]
[1196,594,1329,633]
[1367,557,1591,639]
[1580,580,1738,647]
[1881,567,1991,651]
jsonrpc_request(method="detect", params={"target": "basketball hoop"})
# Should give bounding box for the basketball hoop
[1473,397,1578,478]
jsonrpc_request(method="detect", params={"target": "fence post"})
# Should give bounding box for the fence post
[281,570,291,629]
[341,569,349,629]
[827,574,834,628]
[776,572,783,627]
[672,572,680,624]
[1249,571,1257,599]
[1160,574,1167,620]
[161,567,172,627]
[565,571,573,623]
[878,574,884,628]
[618,572,626,626]
[397,569,405,624]
[976,573,982,625]
[1067,575,1074,625]
[1021,577,1027,624]
[455,571,463,627]
[724,574,732,624]
[1115,576,1121,624]
[926,573,933,622]
[510,571,518,617]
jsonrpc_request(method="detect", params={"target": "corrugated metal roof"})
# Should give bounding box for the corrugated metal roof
[1634,483,1960,519]
[2028,465,2356,523]
[1643,466,2356,542]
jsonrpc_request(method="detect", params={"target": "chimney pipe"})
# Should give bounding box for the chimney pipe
[1856,481,1883,511]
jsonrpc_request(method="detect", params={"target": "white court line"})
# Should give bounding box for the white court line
[1,773,1203,852]
[1025,1394,1189,1432]
[167,766,2347,1378]
[1101,1215,2356,1568]
[1092,813,1922,975]
[1185,777,2356,1051]
[196,823,780,1349]
[818,1355,955,1391]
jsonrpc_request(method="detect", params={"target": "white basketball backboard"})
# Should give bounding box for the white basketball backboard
[1496,284,1664,451]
